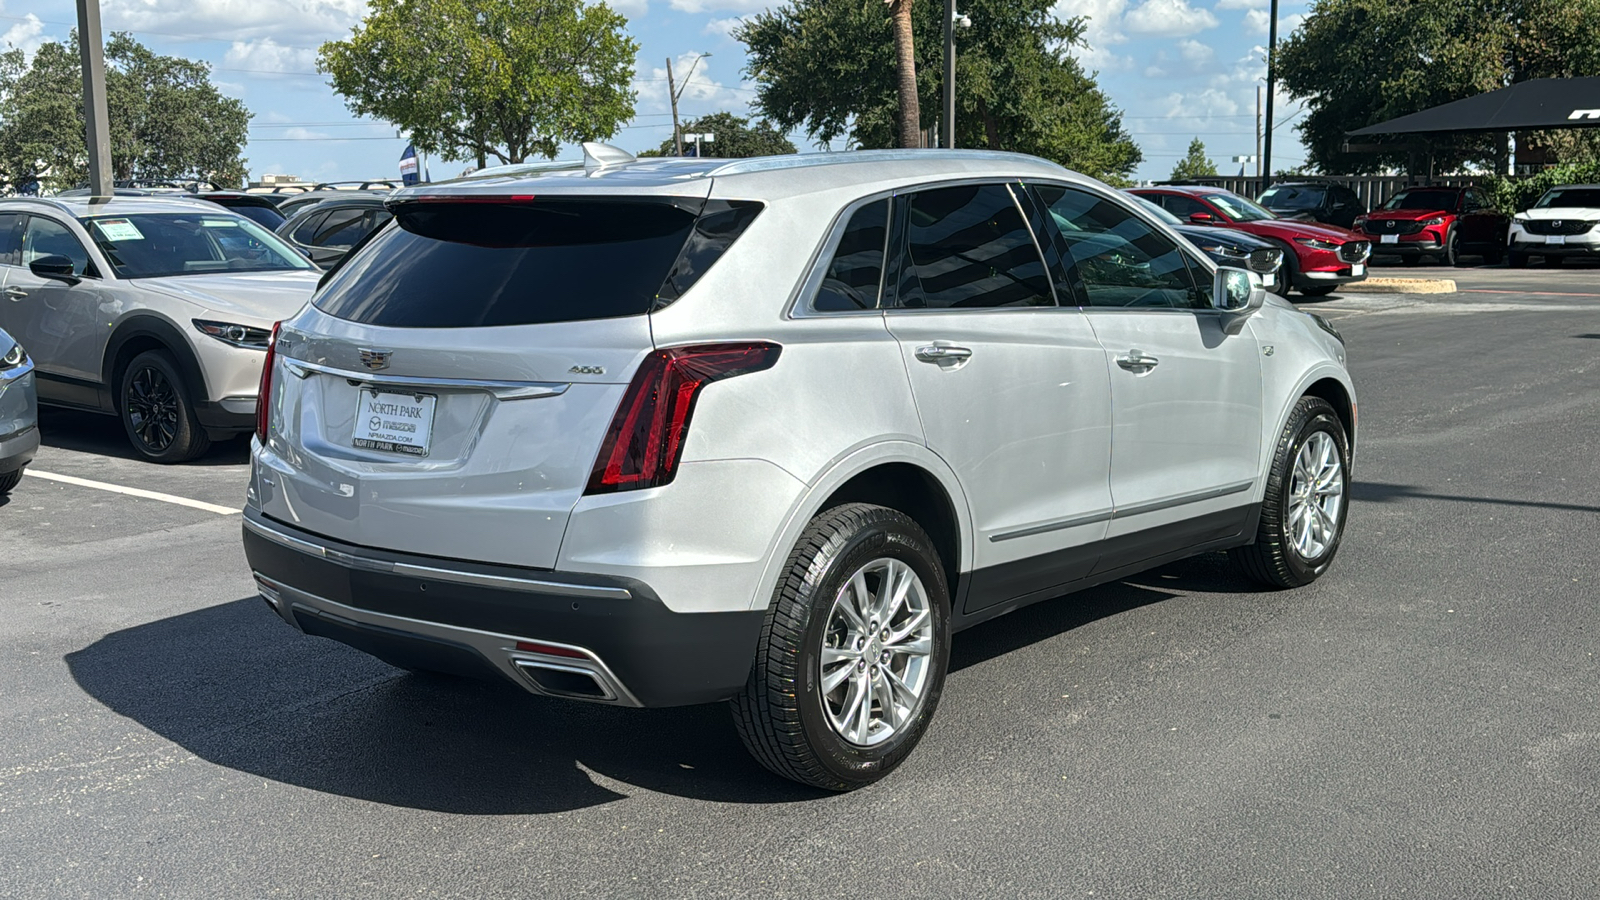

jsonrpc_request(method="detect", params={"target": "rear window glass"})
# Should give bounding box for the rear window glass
[315,199,706,328]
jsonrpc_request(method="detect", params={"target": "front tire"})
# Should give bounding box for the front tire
[1230,396,1350,588]
[1444,227,1463,266]
[732,503,951,791]
[0,468,21,495]
[118,350,211,463]
[1299,285,1338,297]
[1508,251,1529,268]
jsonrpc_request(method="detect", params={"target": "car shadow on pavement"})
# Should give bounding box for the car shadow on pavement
[1351,480,1600,514]
[66,558,1248,813]
[37,407,251,466]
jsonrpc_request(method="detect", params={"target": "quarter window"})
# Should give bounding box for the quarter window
[0,213,22,266]
[291,211,329,245]
[1033,185,1204,310]
[892,183,1053,309]
[813,198,889,311]
[313,208,370,248]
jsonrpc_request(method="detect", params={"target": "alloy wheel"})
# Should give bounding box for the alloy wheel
[819,557,934,747]
[1287,431,1344,560]
[125,365,181,453]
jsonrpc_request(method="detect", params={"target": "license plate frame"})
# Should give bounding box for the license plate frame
[1350,263,1365,276]
[352,389,437,457]
[1379,234,1399,244]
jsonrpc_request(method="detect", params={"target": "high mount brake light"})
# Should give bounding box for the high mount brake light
[255,322,281,442]
[585,342,782,495]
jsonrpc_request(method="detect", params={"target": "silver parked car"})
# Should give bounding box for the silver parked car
[0,326,37,494]
[0,197,322,461]
[243,147,1357,790]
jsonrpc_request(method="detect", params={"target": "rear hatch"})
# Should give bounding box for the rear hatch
[257,190,753,569]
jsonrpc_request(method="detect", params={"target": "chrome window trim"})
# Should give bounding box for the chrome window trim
[988,479,1255,542]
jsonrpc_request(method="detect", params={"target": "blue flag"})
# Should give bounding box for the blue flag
[400,144,420,186]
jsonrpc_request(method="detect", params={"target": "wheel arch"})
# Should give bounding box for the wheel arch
[102,314,210,411]
[1277,368,1358,470]
[748,442,973,612]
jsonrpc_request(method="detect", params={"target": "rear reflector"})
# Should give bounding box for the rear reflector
[255,322,281,442]
[514,641,589,659]
[585,342,781,495]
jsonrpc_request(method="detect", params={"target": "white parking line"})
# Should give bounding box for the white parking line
[24,470,240,516]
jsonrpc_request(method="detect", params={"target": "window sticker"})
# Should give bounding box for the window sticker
[201,219,238,228]
[95,219,144,241]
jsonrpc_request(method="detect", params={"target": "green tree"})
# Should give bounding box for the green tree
[737,0,1141,182]
[1169,138,1218,180]
[638,112,797,158]
[319,0,637,166]
[0,33,249,191]
[1279,0,1600,174]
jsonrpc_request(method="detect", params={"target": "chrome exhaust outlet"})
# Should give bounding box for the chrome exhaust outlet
[512,659,617,701]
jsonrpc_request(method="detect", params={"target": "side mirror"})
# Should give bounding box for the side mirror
[29,254,80,285]
[1212,266,1264,329]
[1188,212,1216,224]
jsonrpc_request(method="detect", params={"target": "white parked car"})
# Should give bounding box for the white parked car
[243,147,1357,790]
[1507,184,1600,267]
[0,197,322,461]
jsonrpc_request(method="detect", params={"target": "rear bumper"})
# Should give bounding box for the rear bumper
[1509,238,1600,256]
[242,508,764,707]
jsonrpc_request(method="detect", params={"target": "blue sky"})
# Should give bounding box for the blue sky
[3,0,1312,184]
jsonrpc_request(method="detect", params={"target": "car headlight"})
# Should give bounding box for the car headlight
[1420,217,1446,226]
[1309,312,1344,344]
[1197,243,1249,259]
[1352,216,1368,230]
[1294,237,1341,251]
[1,342,25,369]
[1513,213,1530,222]
[193,319,272,349]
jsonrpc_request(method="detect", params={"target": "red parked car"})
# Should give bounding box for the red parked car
[1353,185,1507,266]
[1130,186,1371,297]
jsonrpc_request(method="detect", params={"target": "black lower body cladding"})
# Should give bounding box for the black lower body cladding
[241,508,765,707]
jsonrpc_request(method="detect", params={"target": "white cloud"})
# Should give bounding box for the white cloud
[610,0,648,16]
[1178,39,1215,66]
[1245,8,1306,35]
[705,16,746,38]
[1,12,45,53]
[282,127,330,140]
[223,38,318,75]
[1215,0,1268,9]
[1125,0,1218,38]
[102,0,366,43]
[1058,0,1134,72]
[668,0,771,13]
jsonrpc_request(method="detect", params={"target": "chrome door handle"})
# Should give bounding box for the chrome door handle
[4,287,26,300]
[914,344,973,363]
[1116,351,1160,372]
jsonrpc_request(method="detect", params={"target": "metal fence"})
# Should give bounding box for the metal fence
[1156,175,1488,211]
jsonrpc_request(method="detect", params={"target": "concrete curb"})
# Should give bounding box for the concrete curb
[1338,277,1457,294]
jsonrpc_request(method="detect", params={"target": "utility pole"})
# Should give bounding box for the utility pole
[1255,85,1263,180]
[942,0,955,150]
[1261,0,1279,190]
[76,0,113,199]
[666,57,682,158]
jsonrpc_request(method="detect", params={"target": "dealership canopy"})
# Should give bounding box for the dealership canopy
[1348,77,1600,136]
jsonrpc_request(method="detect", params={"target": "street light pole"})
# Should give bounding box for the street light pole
[76,0,113,198]
[668,52,712,157]
[1261,0,1279,190]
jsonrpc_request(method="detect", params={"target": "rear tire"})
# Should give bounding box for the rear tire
[118,350,211,463]
[1230,396,1350,589]
[732,503,951,791]
[0,468,21,495]
[1299,285,1338,297]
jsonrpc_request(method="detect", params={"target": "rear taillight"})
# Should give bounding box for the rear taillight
[255,322,280,442]
[585,342,781,495]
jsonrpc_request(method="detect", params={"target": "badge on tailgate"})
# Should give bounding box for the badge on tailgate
[353,390,437,457]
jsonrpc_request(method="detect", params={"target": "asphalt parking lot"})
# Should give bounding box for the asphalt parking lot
[3,265,1599,898]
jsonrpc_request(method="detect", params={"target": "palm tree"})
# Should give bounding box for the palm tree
[888,0,920,148]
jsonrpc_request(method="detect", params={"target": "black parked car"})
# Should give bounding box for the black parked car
[1130,195,1286,295]
[1257,182,1366,229]
[275,195,393,267]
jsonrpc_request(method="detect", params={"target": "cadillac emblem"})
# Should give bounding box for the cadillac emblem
[358,349,392,370]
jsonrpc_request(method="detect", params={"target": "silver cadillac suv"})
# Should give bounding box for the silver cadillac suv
[244,147,1357,790]
[0,197,321,461]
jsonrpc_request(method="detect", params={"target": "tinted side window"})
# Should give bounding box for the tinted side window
[813,199,889,311]
[313,208,369,248]
[291,211,329,245]
[893,183,1052,309]
[1034,185,1203,310]
[1157,193,1212,220]
[0,213,22,266]
[22,216,92,276]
